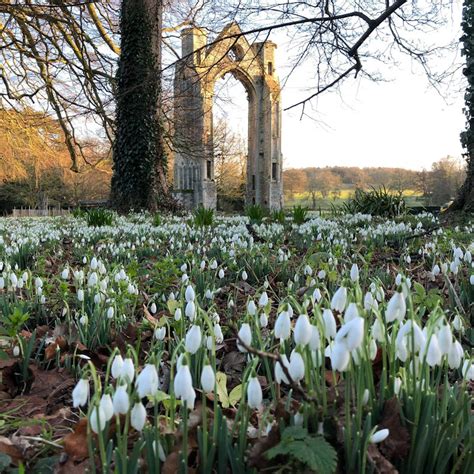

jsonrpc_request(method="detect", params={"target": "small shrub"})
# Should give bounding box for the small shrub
[246,204,267,224]
[152,213,161,226]
[292,205,308,224]
[342,186,406,217]
[271,209,286,224]
[85,208,114,227]
[193,206,214,226]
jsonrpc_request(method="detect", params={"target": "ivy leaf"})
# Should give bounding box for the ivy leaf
[266,427,337,474]
[216,371,230,408]
[228,384,242,407]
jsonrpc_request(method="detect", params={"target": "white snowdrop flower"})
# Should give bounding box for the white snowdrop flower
[88,272,98,287]
[181,273,189,283]
[294,314,312,346]
[210,259,218,270]
[121,358,135,382]
[405,255,411,264]
[274,311,291,341]
[369,339,378,360]
[12,345,20,357]
[93,293,100,305]
[0,277,4,290]
[312,288,322,302]
[344,302,360,323]
[370,428,389,444]
[174,363,196,409]
[241,270,248,281]
[237,323,252,352]
[336,317,364,352]
[350,264,359,282]
[287,304,294,319]
[465,251,472,263]
[180,263,187,272]
[152,441,166,462]
[330,342,351,372]
[309,325,320,351]
[100,394,114,422]
[247,377,263,409]
[362,389,370,406]
[425,334,442,367]
[259,313,268,328]
[111,354,124,379]
[214,324,224,343]
[317,270,326,279]
[154,327,166,341]
[289,351,305,382]
[113,385,130,415]
[107,307,114,319]
[322,309,337,339]
[395,274,402,286]
[90,405,107,434]
[448,340,464,369]
[185,285,195,302]
[247,300,257,315]
[393,377,402,395]
[437,325,452,355]
[131,402,147,431]
[462,361,474,380]
[330,286,347,313]
[206,336,213,350]
[90,257,98,270]
[61,267,69,280]
[453,315,463,332]
[364,292,375,311]
[218,268,225,279]
[185,325,202,354]
[200,260,206,270]
[441,262,448,274]
[79,314,88,326]
[174,308,182,321]
[200,365,215,393]
[258,292,269,307]
[432,264,440,276]
[304,265,313,276]
[275,355,290,384]
[294,412,304,427]
[185,300,196,321]
[385,291,406,323]
[205,289,213,299]
[10,273,18,288]
[470,275,474,285]
[150,302,157,314]
[72,378,89,408]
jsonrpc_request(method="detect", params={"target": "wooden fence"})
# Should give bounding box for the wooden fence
[11,208,70,217]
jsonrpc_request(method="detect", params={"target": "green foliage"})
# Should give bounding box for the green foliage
[271,209,286,224]
[460,0,474,160]
[85,208,114,227]
[341,186,406,217]
[111,0,163,210]
[193,206,214,227]
[292,205,308,224]
[266,426,337,474]
[152,213,162,226]
[0,304,30,338]
[246,204,267,223]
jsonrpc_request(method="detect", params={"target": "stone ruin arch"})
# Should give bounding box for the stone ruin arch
[173,23,283,210]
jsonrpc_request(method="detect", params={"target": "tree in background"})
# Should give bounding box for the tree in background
[430,156,466,206]
[111,0,172,211]
[284,169,308,200]
[450,0,474,212]
[306,168,342,208]
[213,119,246,210]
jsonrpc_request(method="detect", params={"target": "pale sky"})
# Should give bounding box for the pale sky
[213,8,465,172]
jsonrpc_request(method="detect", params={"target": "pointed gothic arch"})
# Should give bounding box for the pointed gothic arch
[173,23,283,210]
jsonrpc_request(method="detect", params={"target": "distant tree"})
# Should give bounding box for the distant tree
[283,169,308,199]
[213,119,247,208]
[429,156,466,206]
[306,168,342,208]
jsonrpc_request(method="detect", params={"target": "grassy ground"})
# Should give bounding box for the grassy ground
[284,188,426,210]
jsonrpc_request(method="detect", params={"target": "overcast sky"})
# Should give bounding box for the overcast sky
[213,5,465,172]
